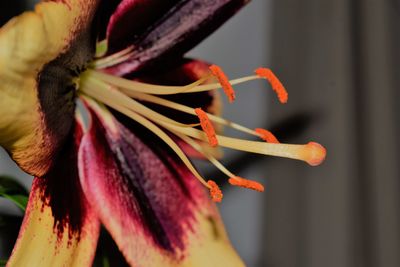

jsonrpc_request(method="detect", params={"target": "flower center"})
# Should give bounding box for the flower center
[78,50,326,202]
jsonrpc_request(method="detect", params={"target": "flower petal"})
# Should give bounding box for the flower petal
[104,0,250,76]
[0,0,99,176]
[106,0,179,54]
[93,0,121,40]
[7,120,100,267]
[79,101,244,267]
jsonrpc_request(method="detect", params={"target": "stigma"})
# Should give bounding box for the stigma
[78,63,326,203]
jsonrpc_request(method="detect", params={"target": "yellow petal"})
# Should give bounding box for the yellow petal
[6,177,100,267]
[7,117,100,266]
[171,211,245,267]
[0,0,98,176]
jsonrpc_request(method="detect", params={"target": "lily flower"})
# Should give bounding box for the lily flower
[0,0,326,266]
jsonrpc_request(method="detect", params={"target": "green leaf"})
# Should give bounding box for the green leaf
[0,259,7,267]
[0,176,29,211]
[1,194,28,211]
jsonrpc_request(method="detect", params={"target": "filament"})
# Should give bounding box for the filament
[79,64,326,201]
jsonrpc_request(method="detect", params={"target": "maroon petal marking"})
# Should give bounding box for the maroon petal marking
[8,119,100,266]
[38,121,92,240]
[78,101,217,265]
[106,0,180,54]
[105,0,250,76]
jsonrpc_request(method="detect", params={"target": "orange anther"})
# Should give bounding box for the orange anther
[255,128,280,143]
[195,108,218,147]
[228,176,265,192]
[255,68,288,104]
[207,180,223,202]
[209,65,236,103]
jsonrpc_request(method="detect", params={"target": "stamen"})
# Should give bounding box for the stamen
[83,76,199,128]
[80,83,211,189]
[154,120,326,166]
[229,176,265,192]
[119,91,260,138]
[178,131,266,195]
[93,46,135,68]
[88,69,272,96]
[207,180,223,202]
[84,82,326,167]
[85,70,211,95]
[177,133,233,177]
[195,108,218,147]
[255,128,280,143]
[88,66,289,101]
[209,65,236,102]
[255,68,288,104]
[185,76,259,93]
[80,64,326,200]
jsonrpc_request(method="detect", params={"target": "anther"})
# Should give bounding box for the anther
[209,65,236,103]
[207,180,223,202]
[255,68,288,104]
[228,176,265,192]
[195,108,218,147]
[255,128,280,143]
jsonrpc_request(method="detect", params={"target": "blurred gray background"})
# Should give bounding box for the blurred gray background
[1,0,400,266]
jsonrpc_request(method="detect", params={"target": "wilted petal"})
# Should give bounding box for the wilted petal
[79,101,244,267]
[105,0,250,75]
[7,120,100,267]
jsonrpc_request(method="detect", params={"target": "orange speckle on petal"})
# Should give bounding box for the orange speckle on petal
[209,65,236,103]
[255,68,288,104]
[255,128,280,143]
[207,180,223,202]
[229,176,265,192]
[195,108,218,147]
